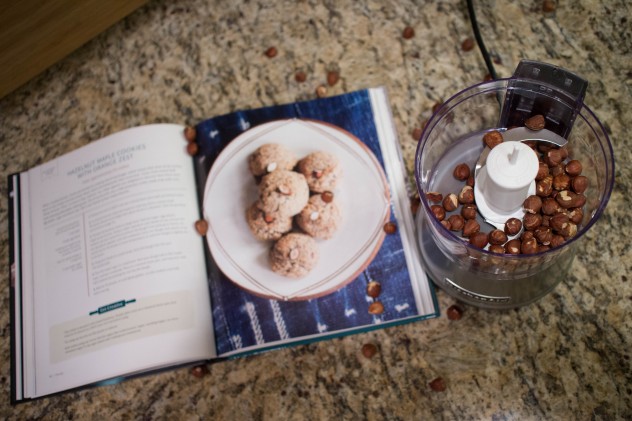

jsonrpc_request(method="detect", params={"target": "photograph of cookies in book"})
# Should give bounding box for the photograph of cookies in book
[244,143,343,278]
[202,119,391,301]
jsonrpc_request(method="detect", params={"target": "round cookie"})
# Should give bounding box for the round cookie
[245,202,292,241]
[269,233,319,278]
[295,193,341,239]
[257,170,309,217]
[296,151,342,193]
[248,143,298,177]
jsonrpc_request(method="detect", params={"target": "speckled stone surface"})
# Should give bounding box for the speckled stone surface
[1,0,630,419]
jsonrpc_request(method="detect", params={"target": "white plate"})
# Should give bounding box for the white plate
[203,119,391,301]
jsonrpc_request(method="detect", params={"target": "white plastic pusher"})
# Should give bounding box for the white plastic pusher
[474,141,539,229]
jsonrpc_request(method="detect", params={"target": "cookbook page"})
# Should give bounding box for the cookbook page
[21,124,214,399]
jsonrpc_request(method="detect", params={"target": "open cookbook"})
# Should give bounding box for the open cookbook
[8,87,439,402]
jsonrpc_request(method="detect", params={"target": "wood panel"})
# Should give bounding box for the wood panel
[0,0,149,99]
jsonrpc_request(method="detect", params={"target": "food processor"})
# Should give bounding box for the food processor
[414,60,615,309]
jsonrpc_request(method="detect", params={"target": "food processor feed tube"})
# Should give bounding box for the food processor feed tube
[414,60,615,309]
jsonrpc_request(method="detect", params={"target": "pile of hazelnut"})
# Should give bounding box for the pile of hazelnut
[426,115,589,255]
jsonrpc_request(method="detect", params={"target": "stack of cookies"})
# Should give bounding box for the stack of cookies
[245,143,343,278]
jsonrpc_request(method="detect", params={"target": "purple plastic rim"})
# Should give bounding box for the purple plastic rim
[413,78,615,259]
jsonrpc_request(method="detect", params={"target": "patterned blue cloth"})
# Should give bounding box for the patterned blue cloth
[194,89,430,355]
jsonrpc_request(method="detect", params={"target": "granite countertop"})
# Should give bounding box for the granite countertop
[1,0,630,418]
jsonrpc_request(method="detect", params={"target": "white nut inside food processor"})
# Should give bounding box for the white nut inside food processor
[474,141,539,229]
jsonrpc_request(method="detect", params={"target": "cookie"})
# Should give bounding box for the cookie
[248,143,298,177]
[257,170,309,217]
[269,233,319,278]
[245,202,292,241]
[295,193,341,239]
[296,151,342,193]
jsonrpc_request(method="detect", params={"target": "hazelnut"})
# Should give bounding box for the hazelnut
[462,219,480,237]
[559,222,578,239]
[383,222,398,234]
[525,114,546,131]
[483,130,503,149]
[550,234,566,248]
[559,146,569,160]
[544,149,563,167]
[446,305,463,320]
[541,215,551,227]
[366,281,382,298]
[461,203,477,220]
[488,244,505,254]
[504,218,522,236]
[536,162,549,181]
[411,196,421,215]
[447,214,465,231]
[443,194,459,212]
[466,174,475,187]
[550,213,570,233]
[361,343,378,358]
[315,85,328,98]
[264,46,278,58]
[368,301,385,315]
[571,176,589,194]
[565,160,583,176]
[402,26,415,39]
[461,37,475,51]
[469,231,489,248]
[523,213,542,230]
[489,229,508,245]
[555,190,586,209]
[543,0,556,12]
[458,186,475,204]
[521,238,539,254]
[429,377,447,392]
[440,220,452,230]
[453,163,471,181]
[431,205,446,221]
[505,239,522,254]
[553,173,571,191]
[195,219,209,236]
[191,365,209,378]
[183,126,197,142]
[327,70,340,86]
[538,244,551,252]
[534,226,553,245]
[541,197,561,215]
[568,207,583,224]
[426,191,443,203]
[187,142,199,156]
[536,176,553,197]
[550,164,566,177]
[295,70,307,82]
[321,191,334,203]
[523,195,542,214]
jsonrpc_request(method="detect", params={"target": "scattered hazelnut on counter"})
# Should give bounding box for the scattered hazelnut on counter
[411,196,421,215]
[264,46,278,58]
[295,70,307,83]
[429,377,447,392]
[483,130,503,149]
[412,127,424,140]
[191,364,209,378]
[195,219,209,236]
[446,304,463,320]
[383,221,398,234]
[525,114,545,131]
[542,0,556,13]
[315,85,328,98]
[461,37,475,51]
[402,26,415,39]
[368,301,385,315]
[361,343,378,359]
[366,281,382,298]
[186,142,199,156]
[327,70,340,86]
[183,126,196,142]
[432,102,443,113]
